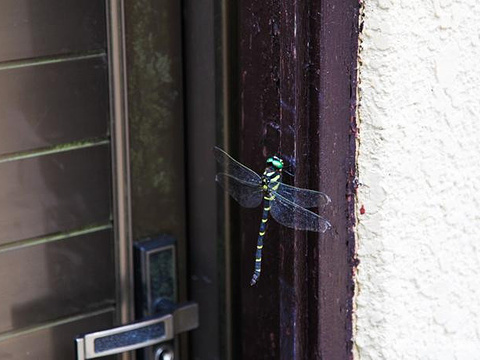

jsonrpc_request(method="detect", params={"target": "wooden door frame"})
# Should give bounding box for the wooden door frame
[236,0,360,358]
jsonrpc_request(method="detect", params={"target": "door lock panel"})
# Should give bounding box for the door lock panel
[76,236,198,359]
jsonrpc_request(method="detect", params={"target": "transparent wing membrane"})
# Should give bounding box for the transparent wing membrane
[214,147,331,232]
[214,147,332,285]
[270,194,331,233]
[273,182,331,209]
[215,173,263,208]
[213,147,262,185]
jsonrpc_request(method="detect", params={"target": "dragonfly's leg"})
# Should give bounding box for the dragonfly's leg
[250,200,270,285]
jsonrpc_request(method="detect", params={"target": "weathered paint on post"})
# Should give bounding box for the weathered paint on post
[238,0,359,358]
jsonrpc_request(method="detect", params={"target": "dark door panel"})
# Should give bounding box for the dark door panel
[0,310,115,360]
[0,56,109,155]
[0,230,115,333]
[0,0,119,358]
[0,145,111,245]
[0,0,106,62]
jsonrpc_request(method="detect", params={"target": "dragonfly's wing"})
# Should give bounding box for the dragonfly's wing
[273,182,331,209]
[213,147,262,185]
[270,193,331,232]
[216,173,263,208]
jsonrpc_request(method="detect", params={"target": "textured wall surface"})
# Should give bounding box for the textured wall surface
[355,0,480,359]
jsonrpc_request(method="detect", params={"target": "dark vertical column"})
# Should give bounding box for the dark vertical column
[183,0,220,358]
[238,0,281,358]
[311,0,359,358]
[277,0,315,358]
[238,0,359,358]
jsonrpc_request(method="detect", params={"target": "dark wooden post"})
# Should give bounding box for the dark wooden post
[238,0,360,358]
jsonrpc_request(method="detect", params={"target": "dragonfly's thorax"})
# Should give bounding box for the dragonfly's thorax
[262,167,282,194]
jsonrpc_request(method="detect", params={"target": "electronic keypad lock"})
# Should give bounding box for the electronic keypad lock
[75,236,198,359]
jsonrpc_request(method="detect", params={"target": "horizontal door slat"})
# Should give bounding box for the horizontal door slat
[0,56,109,155]
[0,310,115,360]
[0,0,106,62]
[0,230,115,334]
[0,145,111,245]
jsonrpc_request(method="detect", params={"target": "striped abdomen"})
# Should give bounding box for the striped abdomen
[250,170,281,286]
[250,195,272,285]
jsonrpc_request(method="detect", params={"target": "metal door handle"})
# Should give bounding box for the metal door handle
[75,302,198,359]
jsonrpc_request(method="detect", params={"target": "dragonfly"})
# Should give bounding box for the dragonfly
[214,147,331,285]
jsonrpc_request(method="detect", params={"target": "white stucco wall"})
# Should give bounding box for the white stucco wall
[355,0,480,359]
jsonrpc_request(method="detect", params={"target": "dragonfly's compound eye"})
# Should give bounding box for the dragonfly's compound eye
[266,156,284,170]
[272,160,283,169]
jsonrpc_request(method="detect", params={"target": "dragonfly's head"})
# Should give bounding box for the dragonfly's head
[266,156,284,171]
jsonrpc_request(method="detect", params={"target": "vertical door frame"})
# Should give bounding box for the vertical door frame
[108,0,190,358]
[107,0,134,332]
[183,0,240,358]
[236,0,360,358]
